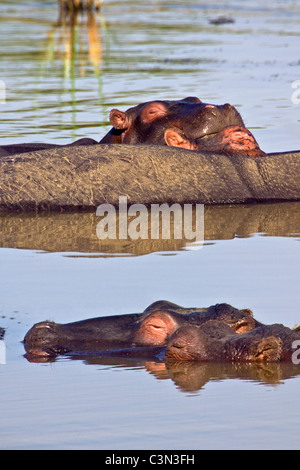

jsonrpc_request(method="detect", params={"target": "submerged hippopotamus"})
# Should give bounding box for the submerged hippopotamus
[23,302,255,357]
[165,320,300,363]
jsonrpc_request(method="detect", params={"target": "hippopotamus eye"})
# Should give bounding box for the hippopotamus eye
[140,102,169,123]
[148,323,163,329]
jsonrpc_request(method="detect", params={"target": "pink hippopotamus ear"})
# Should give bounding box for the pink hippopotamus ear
[109,109,132,129]
[164,128,197,150]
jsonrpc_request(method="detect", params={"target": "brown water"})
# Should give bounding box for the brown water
[0,0,300,450]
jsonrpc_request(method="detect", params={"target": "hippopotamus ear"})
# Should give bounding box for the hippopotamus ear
[181,96,202,103]
[109,109,131,129]
[164,128,197,150]
[241,308,253,317]
[140,102,169,124]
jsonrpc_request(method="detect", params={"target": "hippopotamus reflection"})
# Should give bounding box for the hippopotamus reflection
[165,361,300,392]
[23,302,255,357]
[100,97,245,146]
[165,320,300,363]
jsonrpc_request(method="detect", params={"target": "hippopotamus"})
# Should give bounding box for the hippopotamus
[165,320,300,363]
[100,97,246,147]
[23,302,256,357]
[1,143,299,210]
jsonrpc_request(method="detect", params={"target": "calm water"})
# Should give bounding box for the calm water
[0,0,300,450]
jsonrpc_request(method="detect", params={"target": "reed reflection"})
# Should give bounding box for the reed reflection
[55,9,103,75]
[40,6,106,135]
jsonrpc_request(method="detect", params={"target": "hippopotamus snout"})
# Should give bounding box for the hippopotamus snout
[181,102,243,140]
[229,335,283,363]
[23,321,63,356]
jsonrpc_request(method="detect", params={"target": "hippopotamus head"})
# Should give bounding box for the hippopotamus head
[164,125,266,157]
[22,320,71,357]
[165,321,282,363]
[100,97,245,146]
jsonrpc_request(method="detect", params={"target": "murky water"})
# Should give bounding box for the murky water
[0,0,300,450]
